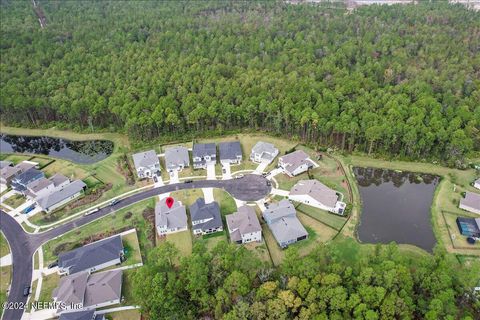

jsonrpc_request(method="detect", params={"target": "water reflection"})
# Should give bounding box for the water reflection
[354,167,439,252]
[0,134,113,164]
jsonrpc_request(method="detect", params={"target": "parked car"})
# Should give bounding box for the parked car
[48,261,58,269]
[266,181,271,186]
[23,205,36,214]
[153,176,158,183]
[85,208,99,216]
[222,168,226,174]
[110,199,120,206]
[23,285,30,296]
[235,174,244,179]
[184,179,193,183]
[262,172,267,177]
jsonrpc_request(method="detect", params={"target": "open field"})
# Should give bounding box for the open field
[42,199,156,265]
[0,232,10,257]
[122,231,143,266]
[166,230,193,257]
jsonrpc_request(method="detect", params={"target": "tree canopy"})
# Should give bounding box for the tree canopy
[1,1,479,164]
[131,240,480,319]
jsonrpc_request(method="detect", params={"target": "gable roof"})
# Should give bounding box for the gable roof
[461,192,480,211]
[52,271,89,305]
[83,269,123,307]
[58,235,123,274]
[219,141,242,160]
[0,161,12,169]
[192,143,216,158]
[59,310,96,320]
[132,150,158,170]
[164,146,189,170]
[12,168,43,184]
[290,179,338,208]
[252,141,277,156]
[27,177,52,193]
[279,150,312,174]
[50,173,70,186]
[36,180,86,210]
[0,166,21,181]
[155,199,188,230]
[189,198,223,231]
[226,205,261,242]
[262,200,307,244]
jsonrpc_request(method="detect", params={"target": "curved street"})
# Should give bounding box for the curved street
[0,174,271,320]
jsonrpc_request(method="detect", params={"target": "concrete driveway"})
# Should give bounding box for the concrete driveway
[169,170,179,184]
[254,162,269,175]
[206,163,216,180]
[202,188,214,203]
[222,163,231,180]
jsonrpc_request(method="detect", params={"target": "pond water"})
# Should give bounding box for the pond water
[0,134,113,164]
[354,167,439,252]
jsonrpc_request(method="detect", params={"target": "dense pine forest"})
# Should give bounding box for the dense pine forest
[132,241,480,319]
[1,1,479,163]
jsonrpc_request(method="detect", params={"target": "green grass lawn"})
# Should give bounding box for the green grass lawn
[166,230,193,257]
[106,309,141,320]
[121,269,138,305]
[3,194,25,209]
[244,241,273,266]
[0,266,12,317]
[195,232,228,251]
[170,188,204,206]
[296,203,347,231]
[1,154,31,164]
[122,231,143,266]
[37,273,60,303]
[0,232,10,258]
[28,156,53,169]
[213,189,237,216]
[42,199,155,265]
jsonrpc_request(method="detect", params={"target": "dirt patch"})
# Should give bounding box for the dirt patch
[65,183,112,210]
[142,207,156,246]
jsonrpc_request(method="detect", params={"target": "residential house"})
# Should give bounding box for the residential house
[164,146,190,172]
[289,179,346,215]
[226,205,262,244]
[132,150,160,179]
[456,217,480,238]
[24,173,70,200]
[0,160,37,186]
[52,269,123,311]
[219,141,242,165]
[262,199,308,248]
[58,235,124,275]
[59,310,105,320]
[474,178,480,190]
[250,141,279,164]
[278,150,316,177]
[155,198,188,235]
[11,168,45,192]
[0,160,12,169]
[190,198,223,235]
[459,191,480,215]
[36,180,86,213]
[192,143,216,169]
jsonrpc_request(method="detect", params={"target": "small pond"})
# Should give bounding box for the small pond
[0,134,113,164]
[354,167,439,252]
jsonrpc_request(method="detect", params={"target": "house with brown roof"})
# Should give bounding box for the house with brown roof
[289,179,346,215]
[278,150,316,177]
[460,191,480,215]
[226,205,262,244]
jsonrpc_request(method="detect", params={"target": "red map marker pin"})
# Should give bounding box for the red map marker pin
[165,197,174,209]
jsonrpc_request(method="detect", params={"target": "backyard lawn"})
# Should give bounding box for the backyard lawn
[166,230,193,257]
[107,309,141,320]
[296,203,347,231]
[122,231,143,266]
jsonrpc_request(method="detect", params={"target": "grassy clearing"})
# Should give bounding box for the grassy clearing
[106,309,141,320]
[42,199,155,265]
[195,232,228,251]
[37,273,60,303]
[0,232,9,257]
[171,188,204,207]
[244,241,273,266]
[213,189,237,216]
[166,230,193,257]
[3,194,25,208]
[0,266,12,315]
[122,231,143,266]
[296,204,347,231]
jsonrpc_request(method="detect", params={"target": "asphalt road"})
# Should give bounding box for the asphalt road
[0,174,271,320]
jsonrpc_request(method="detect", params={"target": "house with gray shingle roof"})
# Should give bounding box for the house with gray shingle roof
[155,198,188,235]
[11,168,44,192]
[460,191,480,215]
[262,199,308,248]
[0,160,12,170]
[52,269,123,312]
[250,141,279,164]
[226,205,262,244]
[0,160,38,185]
[190,198,223,235]
[219,141,242,165]
[36,180,86,213]
[164,146,190,172]
[58,235,124,275]
[132,150,160,179]
[59,310,104,320]
[25,173,70,200]
[192,143,216,169]
[289,179,346,215]
[278,150,316,177]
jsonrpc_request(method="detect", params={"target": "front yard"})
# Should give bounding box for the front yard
[3,194,25,209]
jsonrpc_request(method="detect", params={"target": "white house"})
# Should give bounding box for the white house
[250,141,279,164]
[460,191,480,215]
[155,198,188,235]
[190,198,223,235]
[36,180,87,213]
[219,141,242,165]
[192,143,216,169]
[474,178,480,190]
[25,173,70,200]
[278,150,316,177]
[132,150,160,179]
[226,205,262,244]
[164,146,190,172]
[289,179,346,215]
